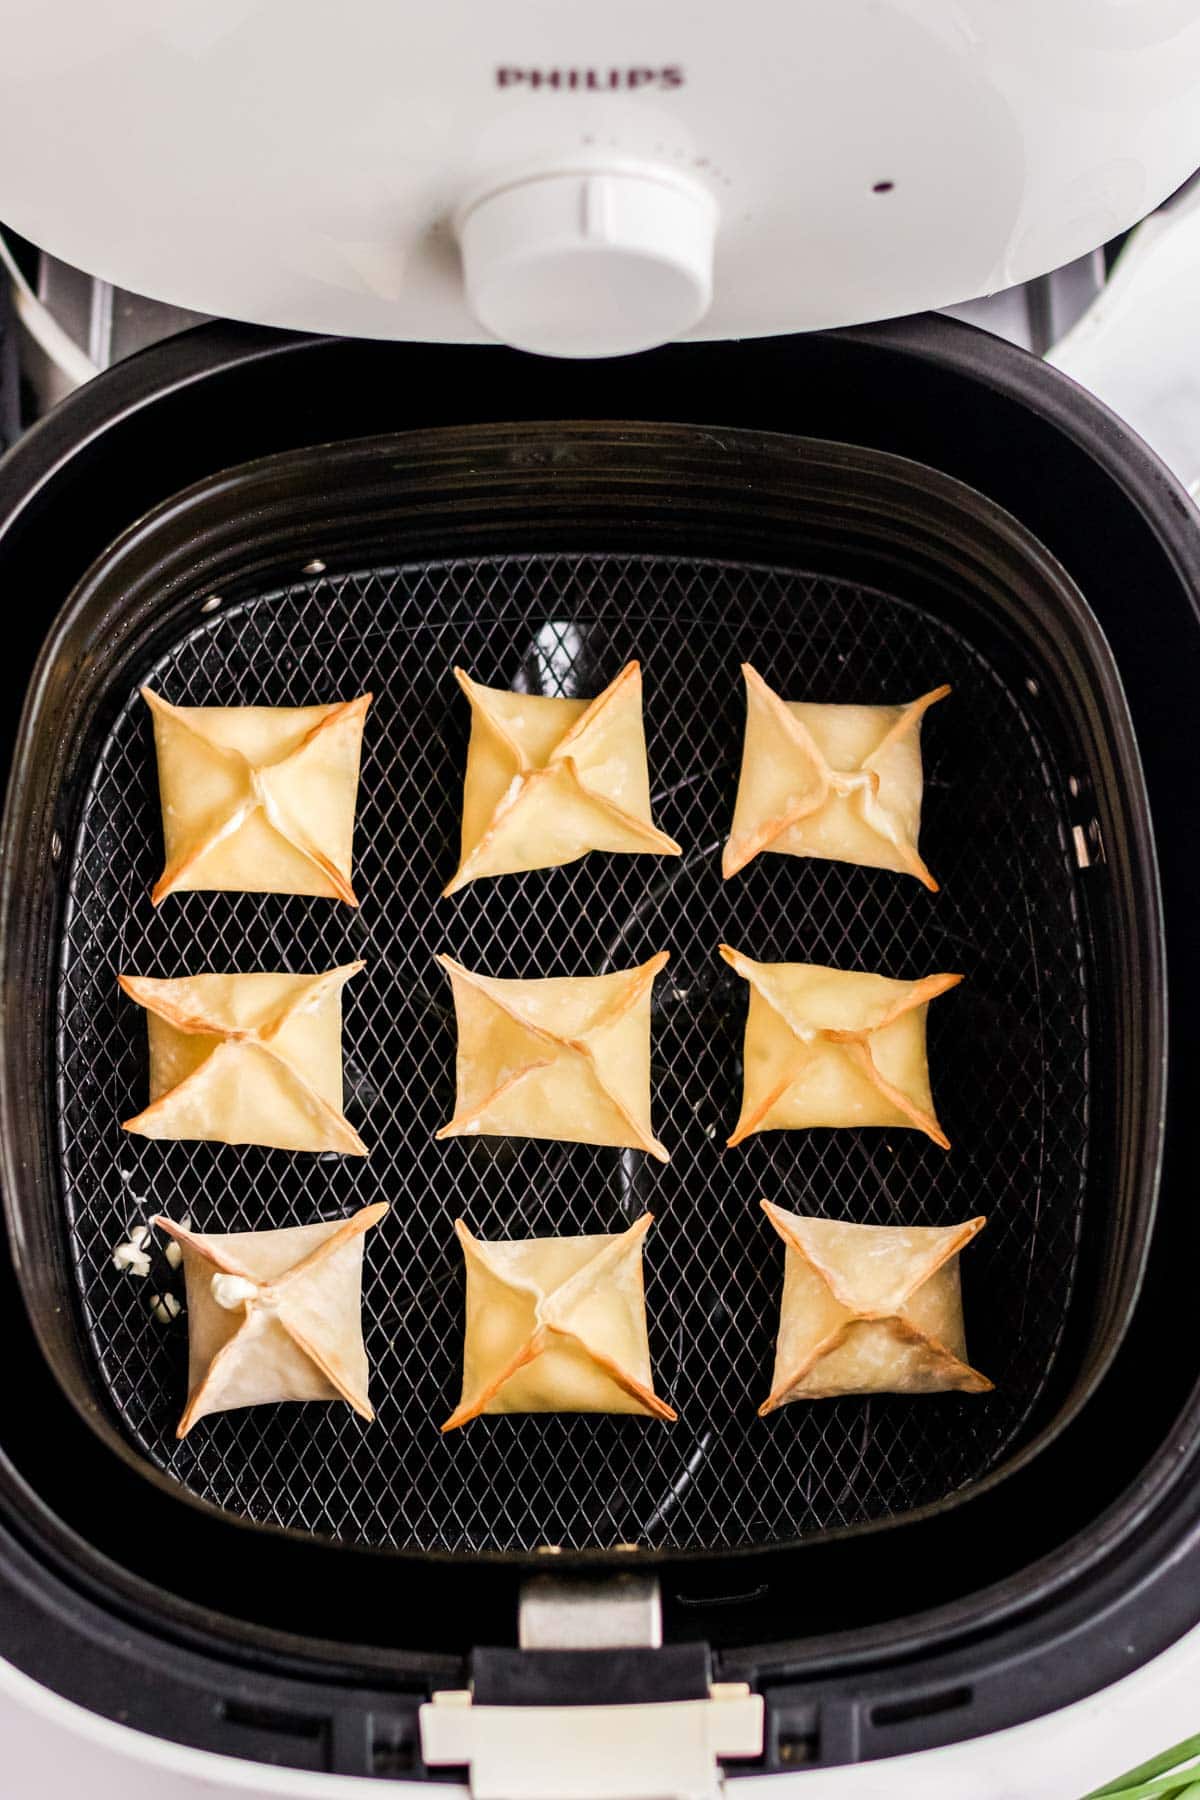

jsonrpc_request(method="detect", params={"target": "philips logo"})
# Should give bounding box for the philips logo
[496,67,684,91]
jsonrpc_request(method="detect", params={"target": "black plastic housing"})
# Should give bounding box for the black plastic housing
[0,316,1198,1777]
[9,422,1159,1560]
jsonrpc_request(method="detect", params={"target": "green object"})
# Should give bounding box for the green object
[1087,1779,1200,1800]
[1085,1731,1200,1799]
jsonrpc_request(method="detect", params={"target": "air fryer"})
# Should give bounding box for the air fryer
[2,7,1200,1796]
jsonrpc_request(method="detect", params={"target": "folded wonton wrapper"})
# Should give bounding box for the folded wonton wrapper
[720,948,962,1149]
[723,664,949,888]
[442,1212,676,1429]
[153,1204,388,1436]
[759,1200,991,1409]
[120,964,368,1155]
[143,687,371,905]
[444,661,681,895]
[436,951,670,1161]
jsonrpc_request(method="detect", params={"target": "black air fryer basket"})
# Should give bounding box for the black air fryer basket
[1,316,1199,1782]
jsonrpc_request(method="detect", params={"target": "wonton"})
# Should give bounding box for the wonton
[724,664,948,888]
[154,1204,388,1436]
[720,948,961,1149]
[442,1213,676,1429]
[759,1200,991,1409]
[444,661,680,895]
[120,964,368,1155]
[143,687,370,904]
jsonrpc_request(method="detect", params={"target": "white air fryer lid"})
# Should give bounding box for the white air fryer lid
[1,0,1199,356]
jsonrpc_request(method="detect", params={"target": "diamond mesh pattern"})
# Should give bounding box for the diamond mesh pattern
[55,553,1088,1552]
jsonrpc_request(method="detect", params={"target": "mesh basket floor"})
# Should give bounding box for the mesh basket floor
[56,552,1088,1553]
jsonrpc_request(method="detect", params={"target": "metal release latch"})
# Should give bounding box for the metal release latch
[418,1574,764,1800]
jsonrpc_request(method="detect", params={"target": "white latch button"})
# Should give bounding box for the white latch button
[457,164,718,360]
[419,1686,763,1800]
